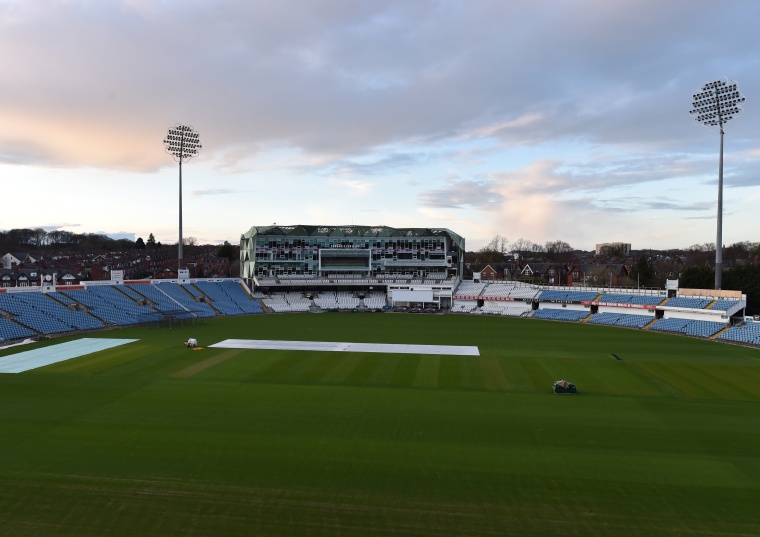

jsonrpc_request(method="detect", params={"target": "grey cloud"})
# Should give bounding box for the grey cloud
[310,151,429,177]
[40,224,82,231]
[96,231,135,241]
[191,189,237,196]
[0,0,758,172]
[724,160,760,188]
[419,180,503,209]
[592,197,714,213]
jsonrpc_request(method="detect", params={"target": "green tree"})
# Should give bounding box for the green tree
[724,241,760,264]
[679,265,714,290]
[146,233,157,249]
[217,240,237,262]
[628,256,657,288]
[183,237,198,256]
[135,237,146,249]
[724,264,760,315]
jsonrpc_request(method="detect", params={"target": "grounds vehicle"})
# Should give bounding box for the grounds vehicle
[552,379,577,394]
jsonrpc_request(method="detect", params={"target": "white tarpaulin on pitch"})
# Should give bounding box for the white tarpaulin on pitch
[210,339,480,356]
[0,338,138,374]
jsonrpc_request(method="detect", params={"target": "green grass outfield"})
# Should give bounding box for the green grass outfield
[0,313,759,536]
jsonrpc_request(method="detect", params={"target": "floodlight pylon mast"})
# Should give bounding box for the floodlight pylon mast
[179,148,184,269]
[689,78,745,289]
[163,124,201,274]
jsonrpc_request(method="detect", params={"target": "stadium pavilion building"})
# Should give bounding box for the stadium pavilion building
[240,225,465,306]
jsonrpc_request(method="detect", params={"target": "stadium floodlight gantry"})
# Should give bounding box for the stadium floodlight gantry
[239,224,465,285]
[163,124,202,273]
[689,78,746,290]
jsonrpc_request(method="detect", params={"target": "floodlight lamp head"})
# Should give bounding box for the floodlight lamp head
[689,77,746,132]
[163,124,202,162]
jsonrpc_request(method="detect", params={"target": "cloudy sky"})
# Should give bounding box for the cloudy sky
[1,0,758,251]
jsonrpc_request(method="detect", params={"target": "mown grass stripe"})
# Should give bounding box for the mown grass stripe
[35,345,151,377]
[344,355,382,386]
[366,354,402,387]
[390,355,420,388]
[477,355,510,391]
[318,353,364,385]
[458,354,485,391]
[171,349,242,378]
[254,353,305,383]
[413,355,440,388]
[437,356,463,390]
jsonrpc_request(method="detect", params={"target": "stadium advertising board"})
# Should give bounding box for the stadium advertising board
[581,301,657,310]
[454,295,515,301]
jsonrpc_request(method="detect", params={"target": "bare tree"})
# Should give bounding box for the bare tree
[511,238,538,253]
[472,235,509,271]
[32,228,49,247]
[485,234,510,254]
[598,243,626,260]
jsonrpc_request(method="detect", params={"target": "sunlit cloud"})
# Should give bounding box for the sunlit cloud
[191,189,237,197]
[0,0,758,249]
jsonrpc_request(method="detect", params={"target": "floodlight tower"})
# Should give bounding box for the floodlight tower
[689,79,745,289]
[163,124,202,273]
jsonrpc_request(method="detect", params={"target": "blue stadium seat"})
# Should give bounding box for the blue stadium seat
[533,308,589,322]
[717,323,760,345]
[664,297,711,309]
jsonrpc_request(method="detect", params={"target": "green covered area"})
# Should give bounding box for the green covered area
[0,314,758,536]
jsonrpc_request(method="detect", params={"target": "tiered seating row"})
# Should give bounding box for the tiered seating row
[649,318,725,337]
[454,281,486,296]
[215,281,263,314]
[456,282,539,301]
[0,317,37,341]
[532,308,589,322]
[312,291,360,311]
[263,275,455,286]
[44,293,106,330]
[718,323,760,345]
[154,283,216,318]
[262,293,311,313]
[588,312,652,329]
[263,290,386,312]
[684,320,726,337]
[0,281,267,341]
[0,292,104,334]
[711,299,739,311]
[480,303,531,317]
[508,287,540,300]
[363,291,387,309]
[60,288,154,326]
[195,281,262,315]
[127,284,188,314]
[598,293,663,306]
[479,283,540,300]
[664,297,712,309]
[451,302,477,313]
[480,284,513,298]
[538,290,599,302]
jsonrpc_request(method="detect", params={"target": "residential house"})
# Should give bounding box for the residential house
[520,263,566,286]
[1,252,37,269]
